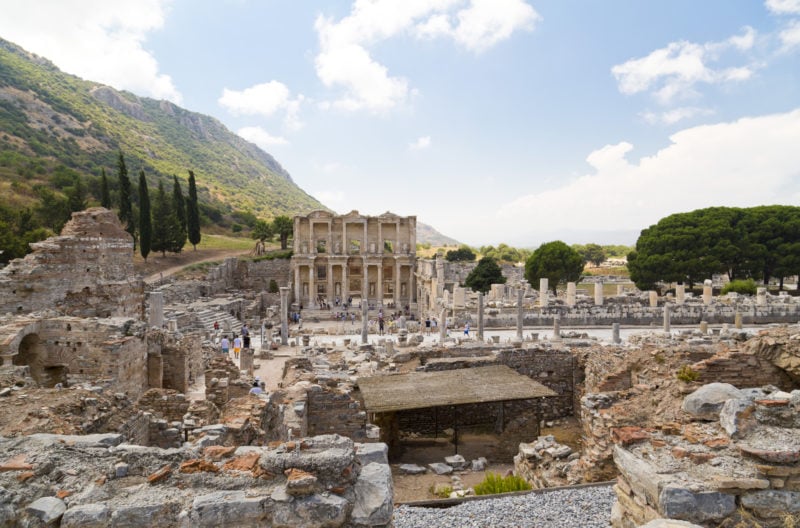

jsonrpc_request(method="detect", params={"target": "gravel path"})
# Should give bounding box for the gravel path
[393,484,615,528]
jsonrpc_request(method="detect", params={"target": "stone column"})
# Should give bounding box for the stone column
[663,303,671,333]
[566,282,576,307]
[539,278,549,307]
[440,307,447,342]
[702,280,713,305]
[616,284,624,296]
[594,282,604,306]
[294,266,301,305]
[649,290,658,308]
[327,262,333,304]
[552,314,561,341]
[308,265,315,308]
[363,261,369,304]
[756,287,767,306]
[280,287,290,345]
[612,323,621,344]
[148,291,164,328]
[377,262,383,306]
[395,261,402,308]
[342,263,348,301]
[735,312,743,329]
[516,289,524,339]
[700,320,708,334]
[675,284,685,305]
[361,302,369,344]
[477,292,484,341]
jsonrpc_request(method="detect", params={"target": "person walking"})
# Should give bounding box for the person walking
[233,335,242,360]
[220,335,230,356]
[242,323,250,349]
[464,322,470,336]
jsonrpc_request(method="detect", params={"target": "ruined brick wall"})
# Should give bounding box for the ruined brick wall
[137,389,190,422]
[235,258,292,292]
[117,411,152,445]
[306,385,367,442]
[692,350,796,390]
[498,348,575,419]
[0,208,143,318]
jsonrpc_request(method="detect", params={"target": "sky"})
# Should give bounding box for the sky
[1,1,800,248]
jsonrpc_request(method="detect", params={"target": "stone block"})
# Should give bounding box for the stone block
[444,454,468,470]
[271,492,349,528]
[351,462,393,527]
[428,462,453,475]
[110,500,182,527]
[26,496,66,524]
[613,446,665,506]
[471,457,488,471]
[682,383,744,421]
[740,490,800,516]
[190,490,268,527]
[398,464,426,475]
[658,485,736,523]
[355,442,388,466]
[61,504,111,528]
[640,520,704,528]
[719,399,756,438]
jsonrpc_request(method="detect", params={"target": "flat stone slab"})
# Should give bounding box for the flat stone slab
[428,462,453,475]
[399,464,427,475]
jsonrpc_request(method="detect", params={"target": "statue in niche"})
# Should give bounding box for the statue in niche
[402,243,409,253]
[334,242,341,254]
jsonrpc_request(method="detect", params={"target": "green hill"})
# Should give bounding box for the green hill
[0,37,325,258]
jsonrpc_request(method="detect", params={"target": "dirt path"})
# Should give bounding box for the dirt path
[137,248,251,284]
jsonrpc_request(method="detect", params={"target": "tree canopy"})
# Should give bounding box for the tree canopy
[628,205,800,290]
[186,170,201,250]
[465,257,506,293]
[445,245,476,262]
[138,171,151,262]
[524,241,584,293]
[272,215,293,250]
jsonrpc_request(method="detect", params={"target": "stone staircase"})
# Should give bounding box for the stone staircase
[194,309,243,335]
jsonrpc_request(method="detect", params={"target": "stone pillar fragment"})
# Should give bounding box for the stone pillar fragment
[440,307,447,342]
[594,282,604,306]
[566,282,576,307]
[279,287,290,345]
[649,291,658,308]
[735,312,743,329]
[477,292,484,341]
[663,303,671,333]
[516,289,524,339]
[361,302,369,344]
[612,323,621,344]
[616,284,624,296]
[676,284,685,305]
[552,314,561,341]
[756,287,767,306]
[148,291,164,328]
[539,279,549,307]
[700,320,708,334]
[240,348,254,375]
[703,280,713,305]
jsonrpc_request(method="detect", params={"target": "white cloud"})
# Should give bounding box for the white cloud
[766,0,800,15]
[779,20,800,50]
[409,136,432,150]
[237,126,289,149]
[219,81,305,130]
[611,28,756,105]
[0,0,181,103]
[640,106,715,125]
[314,0,539,112]
[495,108,800,236]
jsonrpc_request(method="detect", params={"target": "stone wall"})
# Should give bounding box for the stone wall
[0,208,143,318]
[137,389,191,422]
[306,385,367,442]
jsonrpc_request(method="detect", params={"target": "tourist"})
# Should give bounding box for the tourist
[233,335,242,359]
[378,310,385,336]
[432,318,437,333]
[220,335,230,356]
[425,317,431,334]
[464,322,470,336]
[249,381,262,395]
[242,324,250,349]
[213,321,219,332]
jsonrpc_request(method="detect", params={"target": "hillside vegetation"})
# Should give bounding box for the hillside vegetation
[0,37,325,261]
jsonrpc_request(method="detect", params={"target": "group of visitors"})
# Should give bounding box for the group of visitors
[217,322,251,360]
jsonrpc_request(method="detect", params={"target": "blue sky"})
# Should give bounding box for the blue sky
[1,0,800,247]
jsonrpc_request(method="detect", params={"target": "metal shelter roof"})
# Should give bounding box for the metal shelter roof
[357,365,557,414]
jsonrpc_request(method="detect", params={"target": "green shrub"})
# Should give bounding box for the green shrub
[269,279,279,293]
[721,278,757,296]
[473,472,531,496]
[428,484,452,499]
[676,365,700,382]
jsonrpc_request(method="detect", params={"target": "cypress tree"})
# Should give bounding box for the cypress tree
[138,171,151,262]
[171,175,187,252]
[152,180,170,257]
[100,168,111,209]
[117,152,136,248]
[186,170,201,250]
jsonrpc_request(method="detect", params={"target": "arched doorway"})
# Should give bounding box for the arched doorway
[12,333,67,387]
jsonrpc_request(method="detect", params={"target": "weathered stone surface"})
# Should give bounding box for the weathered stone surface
[285,468,319,496]
[640,520,704,528]
[613,445,665,505]
[719,399,756,438]
[351,462,393,527]
[272,492,349,528]
[355,442,388,466]
[444,454,467,470]
[398,464,427,475]
[28,433,123,447]
[739,445,800,464]
[26,496,66,524]
[428,462,453,475]
[471,457,488,471]
[109,500,183,527]
[740,490,800,515]
[682,383,744,420]
[658,485,736,523]
[61,503,111,528]
[190,490,268,528]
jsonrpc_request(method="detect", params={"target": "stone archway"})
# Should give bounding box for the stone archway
[12,333,65,387]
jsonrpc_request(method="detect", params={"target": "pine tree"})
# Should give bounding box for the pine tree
[100,168,111,209]
[171,175,187,252]
[186,170,201,250]
[138,171,151,262]
[117,152,136,248]
[66,174,87,213]
[152,180,171,257]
